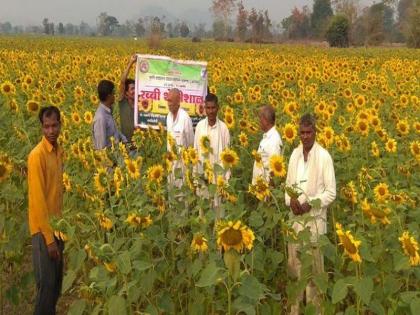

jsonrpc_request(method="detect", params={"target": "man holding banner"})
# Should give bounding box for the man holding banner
[166,88,194,188]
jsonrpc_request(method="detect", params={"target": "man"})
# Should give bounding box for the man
[284,113,336,315]
[194,93,230,217]
[252,105,283,183]
[166,88,194,187]
[194,93,230,169]
[118,54,137,143]
[28,106,64,315]
[93,79,127,150]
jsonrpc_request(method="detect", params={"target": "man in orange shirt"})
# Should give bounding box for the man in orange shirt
[28,105,64,315]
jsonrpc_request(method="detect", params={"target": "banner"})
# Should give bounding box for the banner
[134,54,208,129]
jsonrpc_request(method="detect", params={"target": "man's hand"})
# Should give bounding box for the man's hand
[300,202,312,214]
[47,241,61,261]
[290,198,303,215]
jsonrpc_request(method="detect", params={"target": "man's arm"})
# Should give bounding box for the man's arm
[185,116,194,148]
[93,118,108,150]
[119,54,137,102]
[309,153,336,208]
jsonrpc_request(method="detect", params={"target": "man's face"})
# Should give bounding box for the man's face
[125,83,135,101]
[205,101,218,122]
[42,114,61,146]
[167,91,180,114]
[259,113,269,132]
[299,124,316,150]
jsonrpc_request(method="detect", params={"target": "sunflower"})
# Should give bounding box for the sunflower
[1,81,16,96]
[0,159,12,183]
[72,112,81,125]
[413,121,420,134]
[220,148,239,169]
[225,113,235,129]
[251,150,263,169]
[181,148,190,165]
[94,167,108,193]
[335,223,362,263]
[84,111,93,124]
[322,126,335,147]
[371,141,380,157]
[282,123,297,143]
[343,88,352,99]
[399,94,409,107]
[385,138,397,153]
[216,220,255,253]
[396,119,410,136]
[188,147,199,166]
[199,136,211,155]
[165,151,176,170]
[147,164,164,184]
[96,212,113,231]
[113,167,124,196]
[104,262,117,273]
[399,232,420,266]
[270,155,286,177]
[355,119,369,137]
[361,199,391,225]
[204,159,214,183]
[125,158,140,179]
[238,132,248,147]
[191,233,209,253]
[9,99,19,113]
[373,182,390,203]
[26,100,40,113]
[248,176,270,201]
[341,181,358,204]
[354,94,366,108]
[63,172,71,192]
[410,141,420,159]
[125,213,153,228]
[233,90,244,104]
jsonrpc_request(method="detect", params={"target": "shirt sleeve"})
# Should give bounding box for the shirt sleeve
[309,153,336,208]
[185,116,194,148]
[93,117,107,150]
[28,152,55,245]
[284,150,296,207]
[193,123,200,151]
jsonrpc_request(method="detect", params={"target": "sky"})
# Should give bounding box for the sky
[0,0,350,27]
[0,0,373,27]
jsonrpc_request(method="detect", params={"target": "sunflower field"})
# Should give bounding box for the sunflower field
[0,37,419,315]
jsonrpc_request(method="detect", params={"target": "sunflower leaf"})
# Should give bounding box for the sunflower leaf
[332,278,348,304]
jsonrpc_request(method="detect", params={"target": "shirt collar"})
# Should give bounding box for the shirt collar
[207,118,219,129]
[42,136,59,153]
[263,126,277,138]
[100,103,112,113]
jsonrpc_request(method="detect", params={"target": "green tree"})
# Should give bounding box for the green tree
[180,22,190,37]
[326,15,350,47]
[236,1,248,41]
[311,0,333,38]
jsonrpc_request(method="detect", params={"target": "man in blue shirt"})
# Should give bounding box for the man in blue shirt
[92,80,127,150]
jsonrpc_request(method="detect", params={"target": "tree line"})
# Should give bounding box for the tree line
[0,0,419,47]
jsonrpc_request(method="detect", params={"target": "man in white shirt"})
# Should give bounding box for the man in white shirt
[285,113,336,315]
[166,88,194,188]
[194,93,230,218]
[252,105,283,183]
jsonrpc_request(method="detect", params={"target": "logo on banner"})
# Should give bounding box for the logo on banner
[139,60,149,73]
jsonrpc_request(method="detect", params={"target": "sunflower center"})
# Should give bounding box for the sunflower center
[221,228,243,246]
[0,164,6,177]
[342,235,357,254]
[403,239,416,257]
